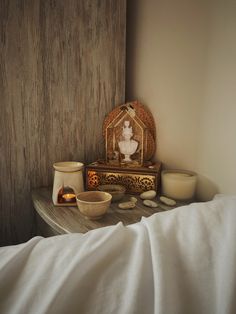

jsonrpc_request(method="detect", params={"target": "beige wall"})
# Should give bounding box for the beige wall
[126,0,236,200]
[196,0,236,200]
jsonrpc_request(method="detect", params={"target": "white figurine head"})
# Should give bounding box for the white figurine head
[124,120,130,128]
[123,121,133,139]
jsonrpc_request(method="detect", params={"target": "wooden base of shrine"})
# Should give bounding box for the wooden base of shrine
[85,161,162,194]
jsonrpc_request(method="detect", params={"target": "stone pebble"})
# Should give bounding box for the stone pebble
[160,196,176,206]
[130,196,138,203]
[140,190,156,200]
[143,200,158,208]
[118,201,136,210]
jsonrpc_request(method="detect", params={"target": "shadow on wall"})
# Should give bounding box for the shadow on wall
[196,175,219,201]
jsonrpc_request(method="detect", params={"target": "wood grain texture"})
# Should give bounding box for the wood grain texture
[32,187,190,236]
[0,0,126,245]
[32,187,161,235]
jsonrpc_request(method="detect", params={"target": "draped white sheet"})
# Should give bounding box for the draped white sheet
[0,195,236,314]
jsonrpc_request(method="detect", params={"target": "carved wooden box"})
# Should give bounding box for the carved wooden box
[86,162,162,194]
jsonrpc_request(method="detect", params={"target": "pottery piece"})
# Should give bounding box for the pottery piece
[52,161,84,206]
[76,191,112,220]
[53,161,84,172]
[118,201,136,210]
[160,196,176,206]
[143,200,158,208]
[97,184,126,202]
[140,190,156,200]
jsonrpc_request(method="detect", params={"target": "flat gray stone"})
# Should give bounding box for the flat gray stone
[130,196,138,203]
[118,201,136,210]
[160,196,176,206]
[143,200,158,208]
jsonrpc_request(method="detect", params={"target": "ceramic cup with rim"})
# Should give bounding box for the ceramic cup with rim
[76,191,112,220]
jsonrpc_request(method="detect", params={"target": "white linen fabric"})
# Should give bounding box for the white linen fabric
[0,195,236,314]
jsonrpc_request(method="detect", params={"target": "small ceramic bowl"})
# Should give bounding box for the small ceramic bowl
[76,191,112,220]
[97,184,126,202]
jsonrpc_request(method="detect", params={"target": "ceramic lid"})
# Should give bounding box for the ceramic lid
[53,161,84,172]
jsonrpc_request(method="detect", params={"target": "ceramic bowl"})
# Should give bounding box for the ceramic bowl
[76,191,112,220]
[97,184,126,202]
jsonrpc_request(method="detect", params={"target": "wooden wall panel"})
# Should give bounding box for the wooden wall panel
[0,0,126,245]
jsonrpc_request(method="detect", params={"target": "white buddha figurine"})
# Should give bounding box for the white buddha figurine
[118,121,138,162]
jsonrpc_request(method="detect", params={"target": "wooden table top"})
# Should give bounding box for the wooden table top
[32,187,184,235]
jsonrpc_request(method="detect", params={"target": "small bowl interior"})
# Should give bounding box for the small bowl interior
[76,191,111,203]
[98,185,126,194]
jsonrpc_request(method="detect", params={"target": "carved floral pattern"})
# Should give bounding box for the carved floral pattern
[87,170,157,193]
